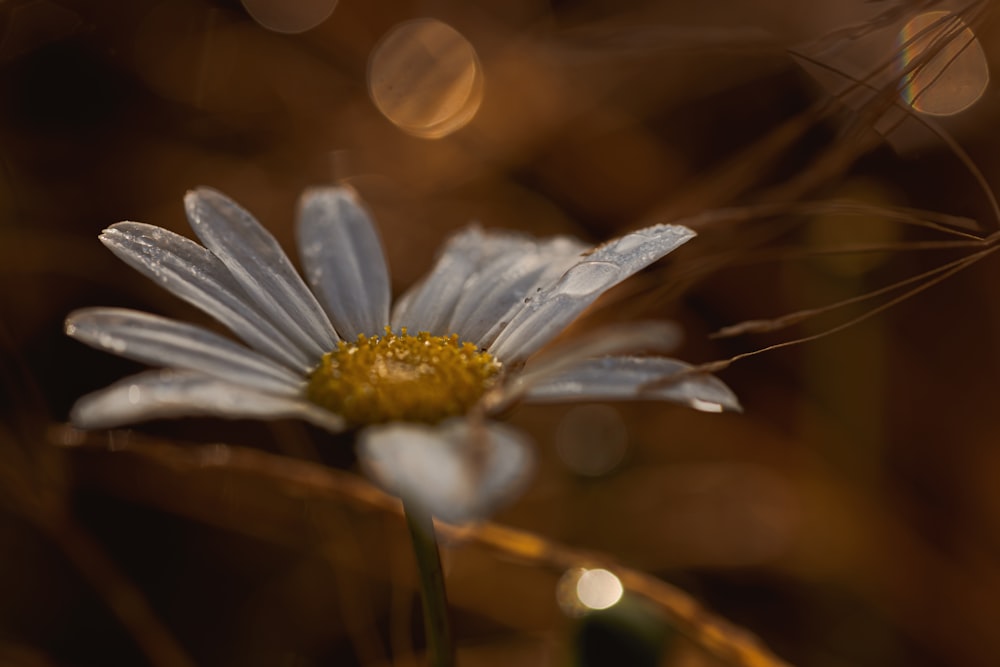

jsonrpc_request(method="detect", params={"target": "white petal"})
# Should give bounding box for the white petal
[523,356,741,412]
[101,223,312,372]
[391,227,533,335]
[185,188,338,357]
[71,370,346,432]
[358,418,534,524]
[491,321,681,410]
[65,308,303,395]
[296,187,390,340]
[489,224,696,362]
[390,226,489,334]
[447,236,587,347]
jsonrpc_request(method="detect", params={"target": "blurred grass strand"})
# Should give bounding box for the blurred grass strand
[54,427,793,667]
[0,427,197,667]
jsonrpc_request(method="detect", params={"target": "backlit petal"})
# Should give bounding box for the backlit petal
[185,188,338,356]
[66,308,303,395]
[489,224,695,362]
[297,187,391,339]
[524,356,741,412]
[358,418,533,523]
[100,222,312,372]
[71,370,345,432]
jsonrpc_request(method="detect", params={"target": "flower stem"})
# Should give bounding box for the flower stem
[402,499,454,667]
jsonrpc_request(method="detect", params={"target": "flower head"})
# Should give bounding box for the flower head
[67,187,739,522]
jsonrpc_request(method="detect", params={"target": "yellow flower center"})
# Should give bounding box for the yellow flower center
[306,327,501,426]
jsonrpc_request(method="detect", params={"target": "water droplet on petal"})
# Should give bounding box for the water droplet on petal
[558,261,620,297]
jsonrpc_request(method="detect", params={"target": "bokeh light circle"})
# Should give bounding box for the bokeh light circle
[576,568,624,610]
[240,0,337,34]
[556,568,624,616]
[899,11,988,116]
[368,18,484,139]
[555,404,628,477]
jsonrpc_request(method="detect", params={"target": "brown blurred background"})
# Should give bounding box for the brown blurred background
[3,0,1000,665]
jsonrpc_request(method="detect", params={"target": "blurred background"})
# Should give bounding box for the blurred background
[2,0,1000,665]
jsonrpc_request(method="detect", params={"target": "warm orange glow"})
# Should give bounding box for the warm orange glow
[899,11,988,116]
[368,19,484,139]
[240,0,337,34]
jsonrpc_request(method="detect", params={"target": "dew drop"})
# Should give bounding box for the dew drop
[557,261,620,297]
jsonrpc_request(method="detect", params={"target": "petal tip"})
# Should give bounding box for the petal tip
[300,185,362,212]
[98,225,127,246]
[184,187,231,219]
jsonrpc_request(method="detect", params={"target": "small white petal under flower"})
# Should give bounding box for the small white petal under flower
[359,418,533,523]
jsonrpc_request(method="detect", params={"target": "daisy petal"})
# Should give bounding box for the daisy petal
[523,356,742,412]
[65,308,303,395]
[390,226,489,334]
[185,188,338,357]
[491,321,681,410]
[448,236,587,347]
[297,187,391,340]
[489,224,696,362]
[71,370,346,432]
[392,225,548,334]
[101,223,312,372]
[358,418,534,524]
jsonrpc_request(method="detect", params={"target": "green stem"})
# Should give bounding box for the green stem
[403,499,454,667]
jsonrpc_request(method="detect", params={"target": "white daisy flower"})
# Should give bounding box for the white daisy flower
[66,187,739,523]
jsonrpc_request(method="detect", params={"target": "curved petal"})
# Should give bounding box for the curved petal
[390,226,488,334]
[70,370,345,432]
[185,188,338,357]
[489,321,681,410]
[488,224,696,363]
[358,418,534,524]
[100,222,312,372]
[391,227,531,335]
[522,356,742,412]
[297,187,390,340]
[447,236,587,347]
[65,308,304,395]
